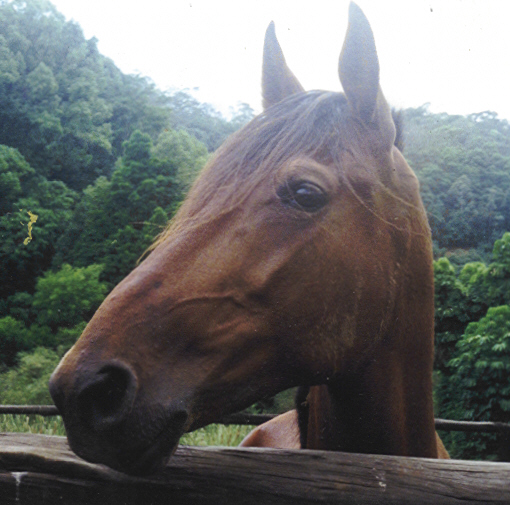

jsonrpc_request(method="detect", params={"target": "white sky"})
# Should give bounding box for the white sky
[49,0,510,120]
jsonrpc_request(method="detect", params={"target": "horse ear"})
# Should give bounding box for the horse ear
[339,3,395,147]
[262,22,304,110]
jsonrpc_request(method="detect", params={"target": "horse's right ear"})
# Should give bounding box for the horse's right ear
[262,22,304,110]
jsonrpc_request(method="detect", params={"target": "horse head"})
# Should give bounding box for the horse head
[50,3,437,475]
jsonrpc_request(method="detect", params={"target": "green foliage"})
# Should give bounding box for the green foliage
[433,234,510,459]
[0,347,61,405]
[0,0,173,190]
[0,144,34,214]
[434,234,510,371]
[0,316,28,367]
[433,258,483,372]
[167,91,254,152]
[0,312,84,368]
[32,264,107,330]
[53,321,87,352]
[57,129,201,285]
[0,0,246,311]
[121,129,152,163]
[484,232,510,306]
[55,128,208,286]
[3,291,33,324]
[152,128,209,190]
[440,306,510,459]
[404,106,510,251]
[0,174,78,299]
[0,33,21,84]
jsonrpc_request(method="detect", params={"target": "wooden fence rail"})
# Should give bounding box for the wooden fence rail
[1,405,510,434]
[1,432,510,505]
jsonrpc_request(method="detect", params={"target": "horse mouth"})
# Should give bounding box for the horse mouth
[87,426,183,476]
[67,409,189,476]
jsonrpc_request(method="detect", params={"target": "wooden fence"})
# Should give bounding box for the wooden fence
[1,406,510,504]
[1,432,510,504]
[2,404,510,436]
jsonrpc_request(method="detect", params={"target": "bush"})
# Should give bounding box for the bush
[0,316,28,367]
[440,305,510,459]
[32,263,107,330]
[0,347,61,405]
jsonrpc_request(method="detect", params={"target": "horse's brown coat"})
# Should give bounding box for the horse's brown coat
[240,386,450,459]
[49,3,439,475]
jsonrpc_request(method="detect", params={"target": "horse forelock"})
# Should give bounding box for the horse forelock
[153,91,408,248]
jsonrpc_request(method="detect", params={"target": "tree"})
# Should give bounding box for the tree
[484,232,510,306]
[403,105,510,252]
[0,176,78,299]
[58,128,207,286]
[152,128,208,191]
[0,346,61,405]
[32,263,107,331]
[0,34,21,85]
[0,0,173,191]
[0,144,34,215]
[440,305,510,459]
[167,91,253,151]
[433,258,475,373]
[433,234,510,374]
[0,316,28,368]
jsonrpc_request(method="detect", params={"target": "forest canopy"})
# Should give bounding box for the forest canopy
[0,0,253,301]
[403,106,510,257]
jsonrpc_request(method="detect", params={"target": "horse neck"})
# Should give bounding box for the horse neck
[298,370,437,457]
[295,225,438,458]
[298,382,400,454]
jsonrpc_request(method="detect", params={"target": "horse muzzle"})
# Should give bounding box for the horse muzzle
[49,359,189,475]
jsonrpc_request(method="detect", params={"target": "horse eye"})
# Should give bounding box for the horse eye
[277,181,328,212]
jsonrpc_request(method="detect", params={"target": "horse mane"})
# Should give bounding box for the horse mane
[152,92,406,249]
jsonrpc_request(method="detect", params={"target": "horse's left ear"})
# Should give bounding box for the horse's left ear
[262,22,304,110]
[339,3,395,149]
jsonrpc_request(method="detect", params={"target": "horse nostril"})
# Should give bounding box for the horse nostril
[76,362,137,431]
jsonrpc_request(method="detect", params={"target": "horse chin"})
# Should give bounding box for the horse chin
[68,426,182,476]
[63,405,188,476]
[115,431,181,476]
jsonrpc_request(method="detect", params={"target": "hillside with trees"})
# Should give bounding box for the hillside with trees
[403,106,510,260]
[1,0,510,460]
[0,0,252,298]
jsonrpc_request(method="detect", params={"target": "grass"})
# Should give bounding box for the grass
[0,415,66,436]
[180,423,255,446]
[0,414,255,447]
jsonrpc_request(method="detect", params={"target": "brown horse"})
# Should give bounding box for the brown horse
[49,3,439,475]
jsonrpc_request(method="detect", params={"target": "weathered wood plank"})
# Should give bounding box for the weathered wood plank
[1,432,509,505]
